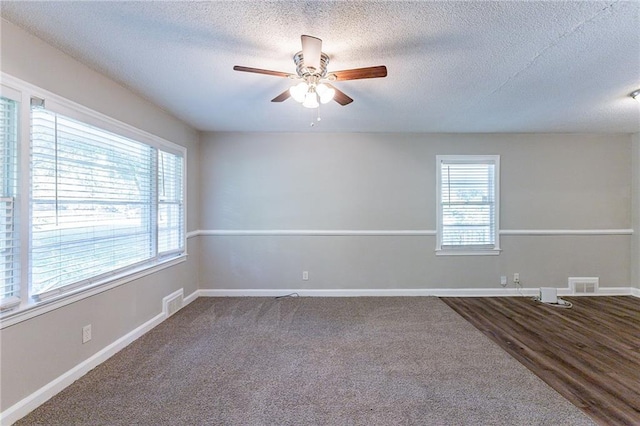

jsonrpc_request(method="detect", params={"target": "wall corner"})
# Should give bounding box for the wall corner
[632,133,640,289]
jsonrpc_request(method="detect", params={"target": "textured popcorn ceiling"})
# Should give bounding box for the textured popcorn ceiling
[2,1,639,133]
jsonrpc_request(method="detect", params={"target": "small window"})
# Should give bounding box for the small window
[436,155,500,255]
[0,95,20,308]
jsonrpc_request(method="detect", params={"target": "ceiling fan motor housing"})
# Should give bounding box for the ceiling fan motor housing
[293,51,330,79]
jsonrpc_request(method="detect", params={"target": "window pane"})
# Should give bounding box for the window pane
[0,96,19,302]
[440,160,496,248]
[30,108,154,296]
[158,150,183,254]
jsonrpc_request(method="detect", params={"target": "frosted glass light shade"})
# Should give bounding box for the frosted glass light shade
[317,84,335,104]
[302,91,319,108]
[290,82,308,103]
[316,83,328,96]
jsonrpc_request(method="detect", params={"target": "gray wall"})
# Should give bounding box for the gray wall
[199,132,632,291]
[0,20,201,410]
[633,133,640,289]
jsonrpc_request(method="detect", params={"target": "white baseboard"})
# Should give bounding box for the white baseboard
[1,288,199,426]
[197,287,637,298]
[184,289,200,305]
[631,287,640,298]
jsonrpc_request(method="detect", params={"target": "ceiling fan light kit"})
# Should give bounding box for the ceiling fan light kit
[290,80,335,108]
[233,35,387,111]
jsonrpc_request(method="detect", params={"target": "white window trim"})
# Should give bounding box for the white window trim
[436,154,501,256]
[0,73,188,325]
[1,254,187,329]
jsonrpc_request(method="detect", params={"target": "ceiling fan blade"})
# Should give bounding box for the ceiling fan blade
[301,35,322,71]
[233,65,292,78]
[331,65,388,81]
[327,84,353,106]
[271,89,291,102]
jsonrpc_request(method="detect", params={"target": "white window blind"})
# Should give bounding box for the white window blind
[437,155,499,252]
[0,96,19,304]
[158,150,183,255]
[30,106,184,299]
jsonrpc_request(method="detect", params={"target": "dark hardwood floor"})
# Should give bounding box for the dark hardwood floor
[441,296,640,426]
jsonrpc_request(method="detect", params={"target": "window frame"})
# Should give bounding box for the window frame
[0,73,187,327]
[157,150,185,257]
[436,154,501,256]
[0,85,24,310]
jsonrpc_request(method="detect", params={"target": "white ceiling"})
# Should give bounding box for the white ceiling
[2,1,639,133]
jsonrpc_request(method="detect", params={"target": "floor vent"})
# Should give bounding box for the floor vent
[163,289,184,317]
[568,277,599,295]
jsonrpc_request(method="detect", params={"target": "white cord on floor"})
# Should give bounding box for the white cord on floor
[533,296,573,309]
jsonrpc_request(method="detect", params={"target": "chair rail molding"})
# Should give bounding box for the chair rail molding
[185,228,633,238]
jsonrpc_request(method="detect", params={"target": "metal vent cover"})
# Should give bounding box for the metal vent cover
[568,277,599,294]
[163,289,184,317]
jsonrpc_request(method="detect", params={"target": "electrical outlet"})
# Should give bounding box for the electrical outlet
[302,271,309,281]
[513,273,520,284]
[500,276,507,286]
[82,324,92,344]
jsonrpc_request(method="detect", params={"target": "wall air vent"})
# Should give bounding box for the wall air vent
[163,289,184,317]
[568,277,599,295]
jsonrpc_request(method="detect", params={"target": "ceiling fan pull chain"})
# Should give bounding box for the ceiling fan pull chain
[310,105,322,127]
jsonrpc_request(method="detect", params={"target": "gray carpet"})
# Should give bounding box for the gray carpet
[16,297,594,425]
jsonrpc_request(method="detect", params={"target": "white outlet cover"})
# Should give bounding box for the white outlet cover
[82,325,92,343]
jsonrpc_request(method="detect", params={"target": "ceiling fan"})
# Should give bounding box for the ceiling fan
[233,35,387,108]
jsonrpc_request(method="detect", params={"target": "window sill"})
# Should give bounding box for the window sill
[435,248,501,256]
[0,254,187,329]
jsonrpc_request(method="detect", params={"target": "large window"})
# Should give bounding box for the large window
[30,105,185,300]
[0,95,20,307]
[0,73,186,319]
[436,155,500,255]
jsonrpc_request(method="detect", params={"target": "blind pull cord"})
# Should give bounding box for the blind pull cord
[447,165,451,205]
[160,152,166,198]
[54,114,59,227]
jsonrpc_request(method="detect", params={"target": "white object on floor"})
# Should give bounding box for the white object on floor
[540,287,558,304]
